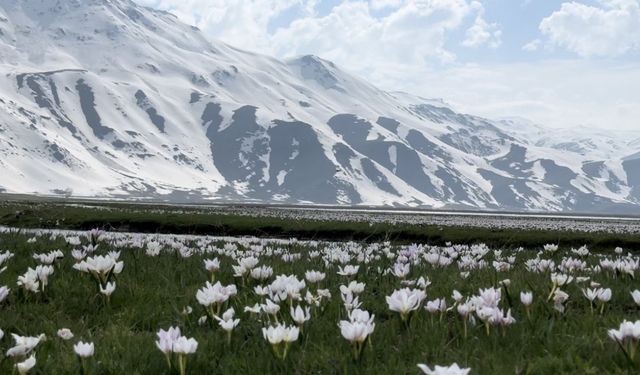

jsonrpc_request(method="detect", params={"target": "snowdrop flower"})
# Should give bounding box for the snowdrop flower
[305,270,326,284]
[15,355,36,375]
[0,329,4,340]
[386,288,426,321]
[182,306,193,316]
[74,341,95,358]
[0,285,10,303]
[57,328,74,341]
[417,362,470,375]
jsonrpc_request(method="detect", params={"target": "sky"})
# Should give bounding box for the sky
[135,0,640,131]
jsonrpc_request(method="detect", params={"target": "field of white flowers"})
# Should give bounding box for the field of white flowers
[0,226,639,374]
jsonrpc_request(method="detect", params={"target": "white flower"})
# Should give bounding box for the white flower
[337,265,359,277]
[15,354,36,375]
[261,299,281,315]
[74,341,95,358]
[425,298,447,314]
[99,282,116,297]
[204,258,220,273]
[244,303,262,314]
[386,288,426,319]
[196,281,237,307]
[262,324,299,345]
[417,363,470,375]
[520,291,533,307]
[339,320,375,344]
[215,308,240,332]
[6,333,45,357]
[0,285,10,302]
[305,270,326,283]
[451,290,463,303]
[608,320,640,344]
[290,305,311,326]
[631,290,640,306]
[339,281,365,295]
[172,336,198,354]
[597,288,612,303]
[57,328,74,340]
[156,327,182,354]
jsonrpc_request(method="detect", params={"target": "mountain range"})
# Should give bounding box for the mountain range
[1,0,639,213]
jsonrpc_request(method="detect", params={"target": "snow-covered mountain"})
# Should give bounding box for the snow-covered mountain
[1,0,639,213]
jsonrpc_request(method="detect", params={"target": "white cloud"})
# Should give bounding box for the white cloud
[134,0,304,53]
[462,15,502,48]
[398,60,640,131]
[370,0,403,10]
[522,39,541,52]
[540,0,640,57]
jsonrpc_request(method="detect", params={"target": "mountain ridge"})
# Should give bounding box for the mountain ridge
[0,0,639,213]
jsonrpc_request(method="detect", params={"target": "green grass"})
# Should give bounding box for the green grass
[0,228,639,374]
[1,200,639,251]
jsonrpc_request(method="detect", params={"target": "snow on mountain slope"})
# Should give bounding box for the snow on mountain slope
[0,0,639,213]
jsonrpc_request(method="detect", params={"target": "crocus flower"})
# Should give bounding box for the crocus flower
[305,270,326,284]
[631,290,640,306]
[74,341,95,358]
[262,324,299,360]
[57,328,74,341]
[99,282,116,297]
[6,333,45,357]
[386,288,426,321]
[290,305,311,330]
[15,355,36,375]
[417,363,471,375]
[0,285,10,303]
[216,308,240,344]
